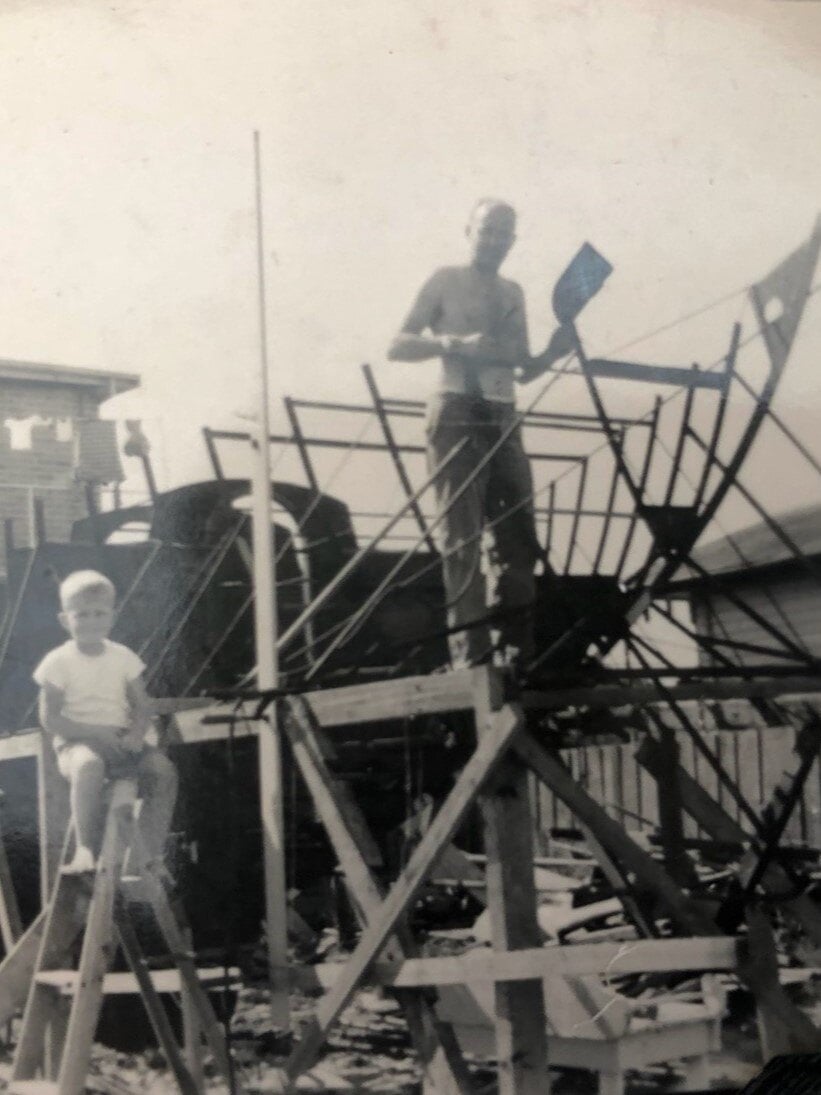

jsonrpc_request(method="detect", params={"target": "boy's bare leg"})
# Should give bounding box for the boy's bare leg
[60,744,107,872]
[134,749,178,862]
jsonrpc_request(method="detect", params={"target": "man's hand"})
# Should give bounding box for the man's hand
[445,332,515,365]
[441,332,484,357]
[517,324,576,384]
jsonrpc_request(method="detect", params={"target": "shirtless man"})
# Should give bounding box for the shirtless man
[389,198,571,669]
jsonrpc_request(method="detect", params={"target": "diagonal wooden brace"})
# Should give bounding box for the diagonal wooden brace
[285,685,524,1079]
[512,730,716,935]
[284,695,477,1094]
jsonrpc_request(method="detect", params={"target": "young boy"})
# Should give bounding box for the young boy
[34,570,178,874]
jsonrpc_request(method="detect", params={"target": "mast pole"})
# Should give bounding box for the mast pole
[252,130,290,1028]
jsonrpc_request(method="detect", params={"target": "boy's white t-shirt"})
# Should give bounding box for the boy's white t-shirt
[33,640,146,735]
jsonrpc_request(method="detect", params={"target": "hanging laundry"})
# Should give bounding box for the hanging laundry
[73,419,124,484]
[55,418,74,443]
[3,415,51,450]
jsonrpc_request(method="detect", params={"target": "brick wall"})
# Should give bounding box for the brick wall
[0,380,101,575]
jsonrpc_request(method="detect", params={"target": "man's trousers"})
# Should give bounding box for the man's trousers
[426,392,541,667]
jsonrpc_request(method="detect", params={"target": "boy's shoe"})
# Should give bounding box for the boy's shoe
[62,846,96,875]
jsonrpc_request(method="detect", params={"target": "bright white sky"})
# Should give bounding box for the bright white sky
[1,0,820,532]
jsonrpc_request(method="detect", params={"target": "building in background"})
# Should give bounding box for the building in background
[686,502,821,666]
[0,358,138,582]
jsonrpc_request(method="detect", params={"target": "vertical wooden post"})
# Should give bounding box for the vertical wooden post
[3,517,14,558]
[37,735,70,910]
[181,926,205,1090]
[0,794,23,951]
[32,498,46,546]
[475,667,549,1095]
[656,726,693,887]
[252,130,289,1029]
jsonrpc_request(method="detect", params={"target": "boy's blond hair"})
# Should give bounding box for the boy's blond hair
[59,570,116,610]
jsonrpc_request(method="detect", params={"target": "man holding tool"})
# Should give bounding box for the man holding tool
[389,198,572,670]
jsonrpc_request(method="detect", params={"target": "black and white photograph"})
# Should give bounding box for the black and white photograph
[1,1,821,1092]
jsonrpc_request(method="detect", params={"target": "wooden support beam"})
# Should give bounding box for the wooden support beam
[286,936,739,990]
[0,796,22,952]
[32,499,46,547]
[56,781,135,1095]
[636,734,747,844]
[286,667,524,1078]
[654,726,697,887]
[36,735,69,910]
[9,670,821,765]
[512,731,716,935]
[283,697,476,1094]
[475,672,550,1095]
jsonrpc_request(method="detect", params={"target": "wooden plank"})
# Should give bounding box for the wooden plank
[716,732,739,824]
[601,744,619,820]
[736,730,762,836]
[620,743,641,832]
[455,932,736,981]
[290,937,739,990]
[638,753,659,832]
[676,732,698,840]
[285,672,524,1079]
[475,671,549,1095]
[33,966,240,996]
[585,747,603,810]
[303,669,478,727]
[696,731,721,839]
[284,697,477,1094]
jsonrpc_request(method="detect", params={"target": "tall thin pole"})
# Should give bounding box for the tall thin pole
[252,130,290,1029]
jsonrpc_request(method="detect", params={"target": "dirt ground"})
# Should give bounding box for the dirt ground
[0,972,812,1094]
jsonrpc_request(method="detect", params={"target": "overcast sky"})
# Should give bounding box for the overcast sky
[1,0,820,533]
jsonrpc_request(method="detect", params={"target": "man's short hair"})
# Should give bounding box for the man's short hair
[470,197,516,222]
[59,570,116,610]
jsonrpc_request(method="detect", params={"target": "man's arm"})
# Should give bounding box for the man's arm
[125,676,152,736]
[388,269,485,363]
[516,323,576,385]
[38,683,121,743]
